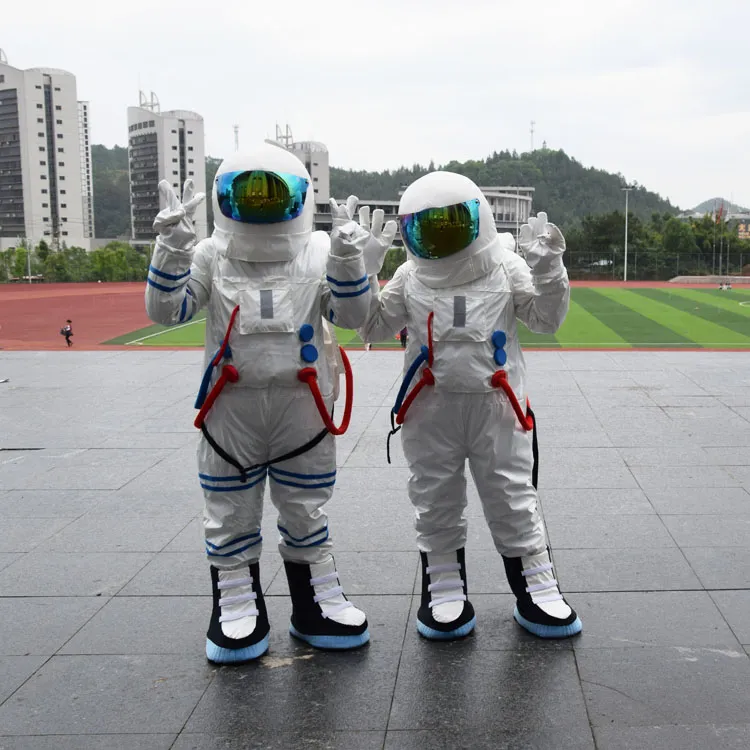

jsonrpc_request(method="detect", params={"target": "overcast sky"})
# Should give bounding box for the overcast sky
[4,0,748,210]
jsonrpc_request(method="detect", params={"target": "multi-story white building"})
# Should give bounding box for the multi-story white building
[0,50,94,250]
[127,92,207,244]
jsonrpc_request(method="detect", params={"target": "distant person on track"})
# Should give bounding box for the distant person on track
[399,327,408,348]
[60,320,73,347]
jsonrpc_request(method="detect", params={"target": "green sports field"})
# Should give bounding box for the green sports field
[107,286,750,349]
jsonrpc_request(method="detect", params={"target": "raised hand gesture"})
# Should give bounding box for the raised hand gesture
[153,179,206,251]
[517,211,566,274]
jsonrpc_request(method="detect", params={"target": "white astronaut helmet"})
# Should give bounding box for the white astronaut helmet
[211,141,315,262]
[398,171,514,288]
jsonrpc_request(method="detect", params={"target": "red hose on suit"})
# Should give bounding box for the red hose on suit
[395,312,435,425]
[491,370,535,431]
[298,345,354,436]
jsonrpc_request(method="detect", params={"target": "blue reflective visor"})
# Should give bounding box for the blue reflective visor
[399,199,481,260]
[216,170,310,224]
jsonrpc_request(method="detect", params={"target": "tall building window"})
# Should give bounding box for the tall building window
[38,132,44,137]
[61,203,67,208]
[57,134,63,139]
[37,118,43,123]
[38,146,45,152]
[37,104,43,109]
[55,105,61,110]
[39,160,46,165]
[59,161,64,167]
[56,119,62,125]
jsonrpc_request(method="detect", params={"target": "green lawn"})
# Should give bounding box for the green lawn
[107,286,750,349]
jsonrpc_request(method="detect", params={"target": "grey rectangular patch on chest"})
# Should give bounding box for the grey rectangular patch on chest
[453,295,467,327]
[260,290,274,319]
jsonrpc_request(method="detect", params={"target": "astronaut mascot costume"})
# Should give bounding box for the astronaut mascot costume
[145,142,394,663]
[361,171,583,640]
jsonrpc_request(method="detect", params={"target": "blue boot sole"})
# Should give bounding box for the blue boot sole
[206,634,269,664]
[289,624,370,650]
[513,607,583,639]
[417,616,476,641]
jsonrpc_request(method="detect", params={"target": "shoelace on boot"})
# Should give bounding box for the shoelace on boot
[217,575,259,622]
[310,571,354,619]
[426,562,466,608]
[522,562,563,604]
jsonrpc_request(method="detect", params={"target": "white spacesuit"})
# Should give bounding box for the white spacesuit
[362,171,583,640]
[145,142,389,663]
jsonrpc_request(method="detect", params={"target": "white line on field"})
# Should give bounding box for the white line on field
[126,317,204,345]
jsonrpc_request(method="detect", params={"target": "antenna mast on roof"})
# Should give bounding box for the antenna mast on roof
[0,49,8,64]
[233,125,239,152]
[530,120,536,152]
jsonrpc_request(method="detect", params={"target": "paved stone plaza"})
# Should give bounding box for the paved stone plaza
[0,349,749,749]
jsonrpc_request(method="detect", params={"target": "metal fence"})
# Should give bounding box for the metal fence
[565,250,750,281]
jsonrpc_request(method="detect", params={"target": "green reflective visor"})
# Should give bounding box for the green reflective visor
[216,170,309,224]
[399,199,480,259]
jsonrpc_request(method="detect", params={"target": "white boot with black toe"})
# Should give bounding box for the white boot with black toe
[206,562,270,664]
[503,548,582,639]
[417,548,476,640]
[284,555,369,649]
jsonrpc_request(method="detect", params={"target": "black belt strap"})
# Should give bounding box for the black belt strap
[201,417,331,483]
[528,406,539,490]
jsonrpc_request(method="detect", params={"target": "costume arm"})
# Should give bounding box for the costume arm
[321,239,371,330]
[360,264,409,343]
[506,249,570,334]
[145,238,213,326]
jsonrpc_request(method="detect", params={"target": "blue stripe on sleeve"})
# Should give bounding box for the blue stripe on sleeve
[149,265,191,281]
[330,284,371,299]
[147,277,188,293]
[326,274,368,288]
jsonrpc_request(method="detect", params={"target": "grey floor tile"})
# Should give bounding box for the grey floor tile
[388,648,589,732]
[593,724,750,750]
[184,643,400,733]
[0,655,48,704]
[45,515,192,553]
[539,462,637,490]
[539,488,654,517]
[681,547,750,589]
[710,591,750,644]
[0,655,213,735]
[0,554,21,572]
[1,518,76,553]
[267,551,418,596]
[0,552,153,597]
[119,552,282,597]
[726,465,750,487]
[162,518,204,552]
[0,489,105,518]
[385,728,595,750]
[578,646,750,726]
[616,446,713,466]
[702,447,750,465]
[463,549,512,594]
[646,487,750,514]
[59,596,209,655]
[629,465,741,490]
[553,548,702,592]
[545,514,674,549]
[661,515,750,547]
[0,597,109,656]
[568,591,741,649]
[173,731,386,750]
[0,736,177,750]
[88,489,204,519]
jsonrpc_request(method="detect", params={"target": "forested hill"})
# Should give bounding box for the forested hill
[330,149,678,226]
[90,145,677,237]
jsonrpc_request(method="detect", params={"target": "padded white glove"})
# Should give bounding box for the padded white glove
[153,179,206,252]
[357,205,398,275]
[517,211,566,276]
[330,195,359,229]
[330,219,370,258]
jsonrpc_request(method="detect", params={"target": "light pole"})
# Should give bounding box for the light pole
[622,187,633,281]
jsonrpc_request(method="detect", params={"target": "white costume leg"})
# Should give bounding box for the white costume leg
[468,391,581,638]
[267,390,368,649]
[198,389,271,663]
[401,392,475,639]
